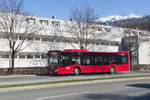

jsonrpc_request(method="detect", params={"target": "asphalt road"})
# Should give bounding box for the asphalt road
[0,77,150,100]
[0,71,150,86]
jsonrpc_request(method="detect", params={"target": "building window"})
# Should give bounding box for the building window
[48,38,54,42]
[19,35,26,40]
[19,55,25,59]
[26,18,36,24]
[1,55,9,58]
[61,38,67,43]
[27,36,33,41]
[132,31,137,35]
[142,38,149,42]
[40,20,49,26]
[105,42,110,46]
[73,39,78,43]
[55,38,60,42]
[139,32,144,35]
[110,42,115,46]
[34,36,41,41]
[114,42,119,46]
[1,34,8,39]
[97,27,102,31]
[100,41,106,45]
[35,55,40,59]
[27,55,33,59]
[41,54,47,59]
[67,39,74,43]
[52,21,60,27]
[41,36,48,41]
[105,28,111,32]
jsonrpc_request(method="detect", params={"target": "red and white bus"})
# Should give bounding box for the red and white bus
[47,49,130,75]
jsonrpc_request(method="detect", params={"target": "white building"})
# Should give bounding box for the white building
[0,15,150,68]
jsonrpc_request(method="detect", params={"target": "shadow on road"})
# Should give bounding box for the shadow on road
[127,83,150,89]
[36,73,70,77]
[83,93,150,100]
[36,72,123,77]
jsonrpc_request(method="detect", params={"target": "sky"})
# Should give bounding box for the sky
[21,0,150,19]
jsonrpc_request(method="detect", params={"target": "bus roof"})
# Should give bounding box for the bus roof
[48,49,129,54]
[62,49,89,52]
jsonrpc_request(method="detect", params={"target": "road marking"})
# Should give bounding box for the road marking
[36,92,89,100]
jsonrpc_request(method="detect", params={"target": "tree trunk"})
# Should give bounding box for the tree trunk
[11,50,15,74]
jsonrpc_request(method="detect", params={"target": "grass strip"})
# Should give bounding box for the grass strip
[0,74,150,89]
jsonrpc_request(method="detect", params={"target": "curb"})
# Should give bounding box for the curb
[0,75,36,78]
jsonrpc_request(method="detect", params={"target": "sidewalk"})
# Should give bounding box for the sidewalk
[0,71,150,86]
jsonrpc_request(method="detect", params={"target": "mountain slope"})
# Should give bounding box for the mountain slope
[96,14,150,31]
[112,15,150,31]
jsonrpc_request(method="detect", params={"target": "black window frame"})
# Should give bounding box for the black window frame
[52,21,60,27]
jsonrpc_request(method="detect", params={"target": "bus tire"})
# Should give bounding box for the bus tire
[73,67,81,76]
[110,67,116,74]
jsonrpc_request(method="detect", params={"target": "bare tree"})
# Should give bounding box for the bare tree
[61,6,116,50]
[0,0,42,73]
[61,6,99,50]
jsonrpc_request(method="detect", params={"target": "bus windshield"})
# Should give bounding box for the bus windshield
[48,52,59,67]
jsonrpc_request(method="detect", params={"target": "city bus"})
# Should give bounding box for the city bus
[47,49,130,75]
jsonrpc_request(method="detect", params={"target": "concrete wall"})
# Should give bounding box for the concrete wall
[139,41,150,64]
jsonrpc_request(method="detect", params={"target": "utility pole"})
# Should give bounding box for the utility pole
[128,32,133,71]
[136,30,140,68]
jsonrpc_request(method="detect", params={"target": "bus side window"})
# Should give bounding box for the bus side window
[115,56,120,65]
[81,53,91,65]
[103,57,108,65]
[108,57,116,64]
[121,54,128,64]
[95,56,103,65]
[71,56,80,64]
[82,58,90,65]
[95,57,99,65]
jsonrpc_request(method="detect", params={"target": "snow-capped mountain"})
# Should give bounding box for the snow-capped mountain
[96,14,150,31]
[96,13,143,23]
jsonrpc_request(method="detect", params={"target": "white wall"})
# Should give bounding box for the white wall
[139,41,150,64]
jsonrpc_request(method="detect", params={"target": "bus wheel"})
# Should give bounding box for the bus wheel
[110,67,116,74]
[74,67,81,76]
